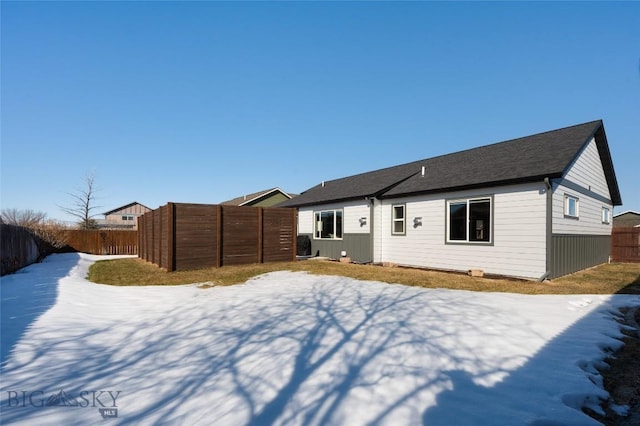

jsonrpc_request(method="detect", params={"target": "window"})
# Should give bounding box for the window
[447,197,491,243]
[602,207,611,224]
[392,204,405,235]
[314,210,343,239]
[121,215,134,221]
[564,195,579,218]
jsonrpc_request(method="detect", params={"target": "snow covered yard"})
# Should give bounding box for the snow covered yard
[1,254,639,425]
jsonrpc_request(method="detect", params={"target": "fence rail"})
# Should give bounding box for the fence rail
[138,203,296,271]
[65,230,138,255]
[611,227,640,263]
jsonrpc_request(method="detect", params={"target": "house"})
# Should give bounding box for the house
[613,211,640,228]
[101,202,152,230]
[279,120,622,280]
[221,187,294,207]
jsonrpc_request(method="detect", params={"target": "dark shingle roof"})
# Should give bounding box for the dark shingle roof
[277,161,425,207]
[280,120,622,207]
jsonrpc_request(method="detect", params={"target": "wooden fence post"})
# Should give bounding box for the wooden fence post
[138,216,143,260]
[216,205,222,268]
[152,209,157,265]
[167,202,175,272]
[292,208,297,261]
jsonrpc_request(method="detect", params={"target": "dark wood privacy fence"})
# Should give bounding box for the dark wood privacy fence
[66,230,138,255]
[139,203,297,271]
[1,224,40,276]
[611,227,640,263]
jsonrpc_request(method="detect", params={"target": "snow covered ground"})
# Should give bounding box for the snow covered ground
[1,254,639,425]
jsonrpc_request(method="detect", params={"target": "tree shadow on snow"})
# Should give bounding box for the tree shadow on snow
[421,295,640,426]
[1,274,480,425]
[2,267,640,425]
[0,253,80,368]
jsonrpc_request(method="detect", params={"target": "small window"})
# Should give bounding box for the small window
[564,195,579,218]
[122,215,134,221]
[392,205,405,235]
[602,207,611,224]
[314,210,343,240]
[447,197,492,243]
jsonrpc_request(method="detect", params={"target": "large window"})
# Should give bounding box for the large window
[392,204,405,235]
[447,197,492,243]
[564,194,579,219]
[314,210,343,240]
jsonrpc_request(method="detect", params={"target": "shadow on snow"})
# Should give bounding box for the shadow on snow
[1,260,639,425]
[0,253,79,368]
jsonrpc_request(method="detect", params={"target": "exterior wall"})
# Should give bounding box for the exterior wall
[549,234,611,279]
[376,183,548,279]
[105,203,151,230]
[549,137,614,278]
[249,192,290,207]
[551,182,612,235]
[613,212,640,228]
[298,234,371,261]
[552,139,612,236]
[563,138,611,199]
[297,200,372,262]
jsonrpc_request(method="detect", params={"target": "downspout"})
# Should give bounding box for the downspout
[368,196,375,264]
[540,177,553,282]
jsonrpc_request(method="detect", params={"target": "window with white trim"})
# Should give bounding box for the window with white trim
[314,210,343,240]
[564,195,579,218]
[122,215,135,221]
[392,204,405,235]
[446,197,492,243]
[602,207,611,224]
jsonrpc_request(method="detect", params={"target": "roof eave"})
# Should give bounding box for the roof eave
[559,121,621,206]
[379,174,561,200]
[278,194,377,209]
[593,125,623,206]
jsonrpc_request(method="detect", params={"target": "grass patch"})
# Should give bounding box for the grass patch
[88,258,640,295]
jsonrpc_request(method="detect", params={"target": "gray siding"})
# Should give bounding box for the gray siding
[549,234,611,279]
[301,233,372,263]
[375,183,548,279]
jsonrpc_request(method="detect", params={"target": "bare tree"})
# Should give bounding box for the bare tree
[1,208,47,228]
[60,172,102,230]
[31,219,71,249]
[1,208,70,248]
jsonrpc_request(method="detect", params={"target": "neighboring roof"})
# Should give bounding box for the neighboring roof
[613,211,640,218]
[279,120,622,208]
[103,202,152,216]
[221,188,293,207]
[613,211,640,228]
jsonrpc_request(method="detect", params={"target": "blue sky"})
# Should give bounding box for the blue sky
[2,1,639,222]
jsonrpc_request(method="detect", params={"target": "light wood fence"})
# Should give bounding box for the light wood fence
[66,230,138,255]
[611,227,640,263]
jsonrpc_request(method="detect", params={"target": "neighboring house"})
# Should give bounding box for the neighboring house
[221,187,294,207]
[613,211,640,228]
[279,120,622,280]
[101,202,152,230]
